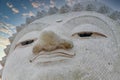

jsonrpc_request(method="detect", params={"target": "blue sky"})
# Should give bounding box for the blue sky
[0,0,65,26]
[0,0,119,26]
[102,0,120,10]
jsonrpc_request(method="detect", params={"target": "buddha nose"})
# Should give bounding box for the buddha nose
[33,31,73,54]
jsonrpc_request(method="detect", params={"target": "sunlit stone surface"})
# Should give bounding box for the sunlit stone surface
[0,8,120,80]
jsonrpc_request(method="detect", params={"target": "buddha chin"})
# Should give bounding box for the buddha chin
[20,63,98,80]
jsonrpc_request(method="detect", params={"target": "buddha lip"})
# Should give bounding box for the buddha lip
[40,50,75,58]
[30,49,75,63]
[51,52,75,58]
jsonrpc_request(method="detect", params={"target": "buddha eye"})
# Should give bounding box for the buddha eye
[72,32,107,39]
[15,39,36,49]
[78,32,93,37]
[20,40,34,46]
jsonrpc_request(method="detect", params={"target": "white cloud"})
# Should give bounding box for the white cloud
[65,0,103,6]
[22,11,35,17]
[6,2,19,14]
[0,37,9,48]
[0,37,9,60]
[31,2,41,8]
[65,0,76,6]
[6,2,13,8]
[44,5,49,10]
[50,0,55,8]
[0,28,12,36]
[4,16,9,19]
[0,22,15,61]
[42,3,45,6]
[12,8,19,14]
[23,6,27,10]
[76,0,99,3]
[39,3,49,11]
[0,47,6,61]
[21,4,27,10]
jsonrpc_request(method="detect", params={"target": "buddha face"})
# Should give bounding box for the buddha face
[2,12,119,80]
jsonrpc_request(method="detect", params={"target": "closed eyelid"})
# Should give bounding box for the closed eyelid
[72,32,107,37]
[15,38,37,49]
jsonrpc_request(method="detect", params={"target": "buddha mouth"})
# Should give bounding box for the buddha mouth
[29,49,75,63]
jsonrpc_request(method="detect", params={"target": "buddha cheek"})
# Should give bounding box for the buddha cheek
[5,47,33,69]
[73,39,116,63]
